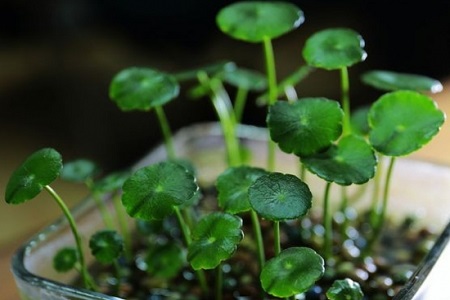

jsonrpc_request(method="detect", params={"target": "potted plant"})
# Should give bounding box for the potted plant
[5,1,449,299]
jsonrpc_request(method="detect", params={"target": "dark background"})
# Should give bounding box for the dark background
[1,0,449,172]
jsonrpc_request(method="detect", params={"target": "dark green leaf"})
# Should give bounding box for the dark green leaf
[303,28,366,70]
[5,148,62,204]
[53,247,78,273]
[109,67,179,111]
[216,166,268,214]
[326,278,364,300]
[188,212,243,270]
[268,98,343,157]
[361,70,443,93]
[368,90,445,156]
[145,243,185,279]
[216,1,304,43]
[89,230,124,264]
[248,173,312,221]
[302,135,376,185]
[261,247,324,297]
[121,161,198,220]
[61,159,99,183]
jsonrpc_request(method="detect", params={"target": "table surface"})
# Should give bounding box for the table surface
[2,80,450,299]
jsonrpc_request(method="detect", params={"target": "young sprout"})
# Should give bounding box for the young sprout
[260,247,324,298]
[326,278,364,300]
[5,148,94,289]
[217,1,304,171]
[53,247,78,273]
[109,67,179,160]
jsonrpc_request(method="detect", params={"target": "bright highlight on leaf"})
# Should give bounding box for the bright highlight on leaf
[302,135,376,185]
[216,166,268,214]
[188,212,243,270]
[89,230,124,264]
[121,161,198,220]
[109,67,179,111]
[260,247,324,297]
[5,148,62,205]
[361,70,443,93]
[268,98,343,157]
[216,1,304,43]
[303,28,367,70]
[248,173,312,221]
[368,90,445,156]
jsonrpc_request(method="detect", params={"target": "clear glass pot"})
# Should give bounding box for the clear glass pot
[10,123,450,300]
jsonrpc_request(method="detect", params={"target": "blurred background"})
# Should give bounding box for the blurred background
[1,0,449,297]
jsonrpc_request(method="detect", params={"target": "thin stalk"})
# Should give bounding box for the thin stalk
[233,87,248,124]
[112,192,132,260]
[250,210,265,269]
[198,72,241,167]
[174,207,208,294]
[86,180,114,229]
[323,182,333,261]
[155,105,176,160]
[370,155,384,224]
[44,185,93,290]
[340,67,351,135]
[216,263,223,300]
[372,157,396,245]
[263,37,278,171]
[274,221,281,256]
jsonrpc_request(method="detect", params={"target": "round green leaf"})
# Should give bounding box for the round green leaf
[351,105,370,136]
[89,230,124,264]
[223,67,267,91]
[302,28,367,70]
[248,173,312,221]
[5,148,62,205]
[326,278,364,300]
[92,171,131,193]
[53,247,78,273]
[61,159,99,183]
[368,90,445,156]
[260,247,324,297]
[121,161,198,220]
[268,98,343,157]
[216,1,304,43]
[361,70,443,93]
[109,67,179,111]
[145,243,185,279]
[216,166,268,214]
[302,135,376,185]
[188,212,243,270]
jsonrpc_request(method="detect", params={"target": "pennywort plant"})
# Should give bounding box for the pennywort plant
[5,1,446,299]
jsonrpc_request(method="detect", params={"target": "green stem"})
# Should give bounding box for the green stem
[250,210,265,269]
[198,72,241,167]
[174,207,208,294]
[370,155,384,223]
[155,105,176,160]
[112,192,132,261]
[373,157,396,242]
[340,67,351,135]
[263,37,278,172]
[216,263,223,300]
[86,180,114,229]
[233,87,248,124]
[274,221,281,256]
[44,185,93,290]
[323,182,333,261]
